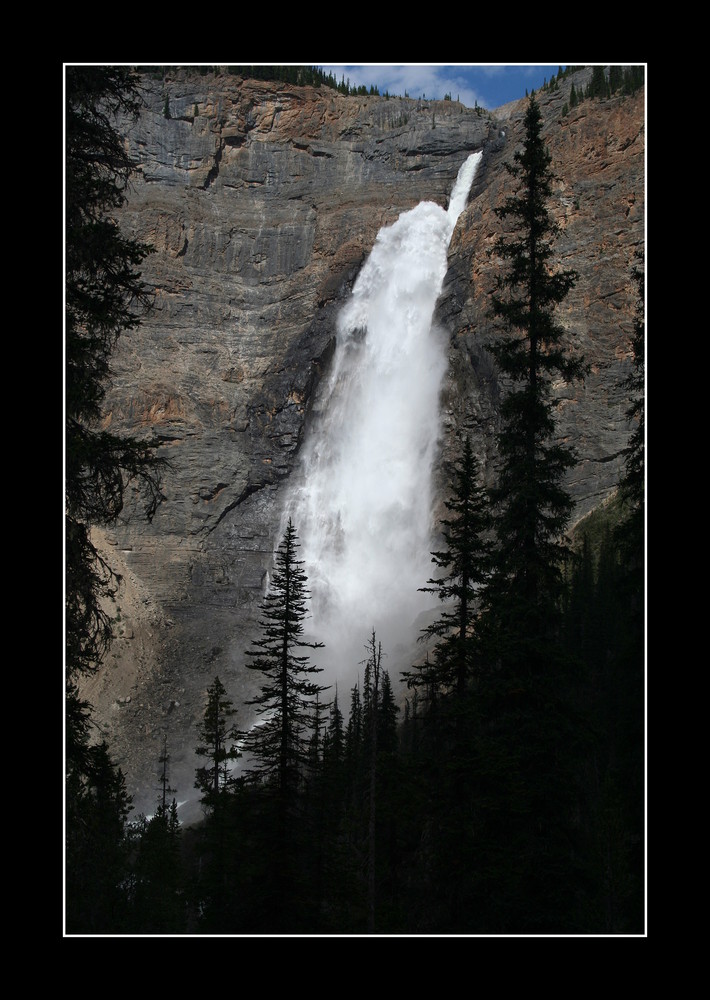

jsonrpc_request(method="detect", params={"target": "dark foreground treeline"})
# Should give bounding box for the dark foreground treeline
[65,489,643,937]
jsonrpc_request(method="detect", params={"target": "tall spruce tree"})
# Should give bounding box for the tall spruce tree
[405,436,492,698]
[323,686,345,770]
[194,675,241,812]
[473,95,588,931]
[484,94,584,677]
[240,519,328,928]
[398,440,493,930]
[242,519,328,799]
[192,675,241,928]
[132,741,183,933]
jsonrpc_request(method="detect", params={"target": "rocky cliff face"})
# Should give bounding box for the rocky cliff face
[437,78,644,512]
[80,68,644,822]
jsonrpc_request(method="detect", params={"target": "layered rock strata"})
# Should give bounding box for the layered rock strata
[80,69,644,822]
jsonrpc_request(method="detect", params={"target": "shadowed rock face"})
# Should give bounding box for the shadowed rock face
[82,69,644,823]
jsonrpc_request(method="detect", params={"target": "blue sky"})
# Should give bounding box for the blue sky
[321,64,567,111]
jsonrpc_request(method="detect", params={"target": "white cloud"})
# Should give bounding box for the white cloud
[322,64,484,109]
[320,63,562,110]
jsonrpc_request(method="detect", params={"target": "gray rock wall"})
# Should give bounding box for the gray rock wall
[84,70,644,822]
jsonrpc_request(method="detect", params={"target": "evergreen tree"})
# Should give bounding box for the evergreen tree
[377,670,400,753]
[194,675,241,812]
[623,66,645,95]
[314,684,367,931]
[132,796,183,931]
[362,631,383,932]
[156,734,176,814]
[345,681,363,775]
[192,675,241,929]
[342,679,367,827]
[405,437,492,698]
[372,666,404,929]
[609,65,624,94]
[308,687,346,927]
[239,520,328,927]
[306,690,326,780]
[66,66,164,684]
[484,94,584,676]
[588,66,608,100]
[399,435,494,930]
[323,686,345,769]
[241,519,328,798]
[473,94,588,931]
[65,741,133,932]
[65,66,165,930]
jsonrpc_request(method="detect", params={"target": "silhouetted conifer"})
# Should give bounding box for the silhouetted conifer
[194,676,241,812]
[240,519,328,927]
[65,67,166,932]
[241,520,327,798]
[473,95,589,931]
[405,436,492,698]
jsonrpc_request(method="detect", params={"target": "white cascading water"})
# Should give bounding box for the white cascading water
[283,151,482,686]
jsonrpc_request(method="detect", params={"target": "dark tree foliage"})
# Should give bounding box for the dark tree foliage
[322,686,345,769]
[561,500,645,931]
[622,66,645,95]
[585,65,644,100]
[66,66,165,683]
[238,519,329,928]
[156,734,176,815]
[194,676,241,812]
[397,440,494,929]
[468,95,591,931]
[616,253,645,560]
[377,670,400,753]
[65,740,133,932]
[609,65,624,94]
[484,94,584,674]
[361,631,383,932]
[65,66,166,933]
[405,436,492,698]
[340,679,366,822]
[587,65,609,100]
[319,643,406,933]
[302,687,363,932]
[191,676,241,928]
[241,519,328,799]
[131,799,184,933]
[369,662,404,929]
[224,65,382,97]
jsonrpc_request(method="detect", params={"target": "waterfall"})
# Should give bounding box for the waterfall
[284,151,482,685]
